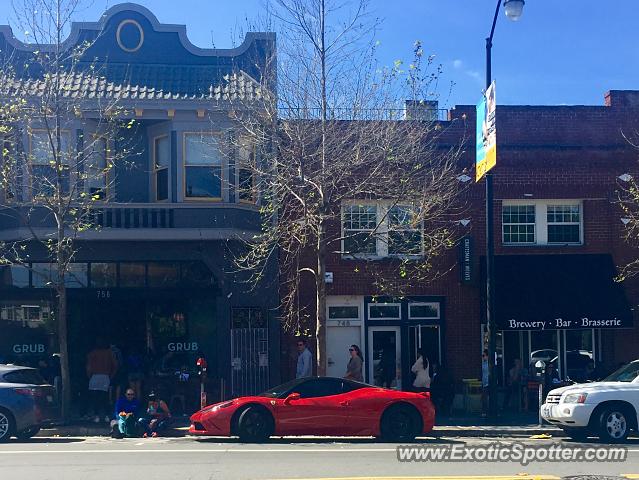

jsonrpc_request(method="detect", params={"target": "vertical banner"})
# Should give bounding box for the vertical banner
[459,236,473,284]
[476,81,497,181]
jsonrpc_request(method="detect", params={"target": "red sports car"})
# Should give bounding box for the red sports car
[190,376,435,442]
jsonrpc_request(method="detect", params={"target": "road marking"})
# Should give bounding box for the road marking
[622,476,639,479]
[270,476,562,480]
[0,447,398,454]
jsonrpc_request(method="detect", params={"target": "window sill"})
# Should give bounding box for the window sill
[502,243,584,247]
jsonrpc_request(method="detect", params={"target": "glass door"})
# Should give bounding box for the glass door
[368,326,401,389]
[408,325,441,367]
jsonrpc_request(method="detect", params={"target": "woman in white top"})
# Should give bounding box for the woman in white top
[411,350,431,391]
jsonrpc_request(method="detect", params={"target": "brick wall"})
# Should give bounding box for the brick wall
[283,91,639,387]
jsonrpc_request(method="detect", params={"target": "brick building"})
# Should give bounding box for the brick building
[293,90,639,393]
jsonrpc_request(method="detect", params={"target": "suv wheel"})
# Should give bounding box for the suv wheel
[598,406,630,443]
[0,409,15,443]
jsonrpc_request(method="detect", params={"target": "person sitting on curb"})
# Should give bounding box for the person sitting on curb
[139,392,171,438]
[110,388,141,438]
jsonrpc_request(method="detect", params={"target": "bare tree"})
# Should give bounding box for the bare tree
[0,0,134,419]
[223,0,467,375]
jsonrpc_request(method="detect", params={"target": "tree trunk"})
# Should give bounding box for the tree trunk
[315,225,327,376]
[57,283,71,421]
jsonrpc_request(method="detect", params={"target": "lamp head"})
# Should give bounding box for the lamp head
[504,0,525,21]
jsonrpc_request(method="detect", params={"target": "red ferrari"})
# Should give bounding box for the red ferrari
[190,376,435,442]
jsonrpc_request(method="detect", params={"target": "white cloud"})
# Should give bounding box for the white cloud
[453,59,463,69]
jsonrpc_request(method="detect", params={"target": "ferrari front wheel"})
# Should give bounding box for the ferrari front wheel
[237,406,274,443]
[380,404,419,442]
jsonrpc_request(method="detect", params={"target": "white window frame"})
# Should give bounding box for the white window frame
[28,129,73,199]
[367,302,401,320]
[408,302,441,320]
[183,132,224,201]
[546,204,582,245]
[153,134,170,202]
[502,200,583,246]
[342,203,380,257]
[341,201,423,259]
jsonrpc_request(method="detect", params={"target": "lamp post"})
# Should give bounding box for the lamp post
[484,0,524,418]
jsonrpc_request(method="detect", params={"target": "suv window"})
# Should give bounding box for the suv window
[294,378,345,399]
[2,369,47,385]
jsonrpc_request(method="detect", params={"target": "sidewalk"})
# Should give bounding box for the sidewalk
[36,413,561,439]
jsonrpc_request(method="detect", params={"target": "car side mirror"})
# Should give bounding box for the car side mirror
[284,392,301,404]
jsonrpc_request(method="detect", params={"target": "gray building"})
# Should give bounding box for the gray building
[0,3,279,410]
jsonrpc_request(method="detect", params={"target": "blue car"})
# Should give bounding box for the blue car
[0,364,58,442]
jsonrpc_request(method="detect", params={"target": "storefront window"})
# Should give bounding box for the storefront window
[65,263,88,288]
[529,331,559,379]
[328,306,359,320]
[119,263,146,287]
[368,303,400,320]
[179,262,215,288]
[564,329,594,382]
[0,301,56,365]
[0,265,29,288]
[90,263,117,287]
[408,302,440,320]
[31,263,58,288]
[148,263,179,287]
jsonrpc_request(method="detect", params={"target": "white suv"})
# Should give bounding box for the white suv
[540,360,639,442]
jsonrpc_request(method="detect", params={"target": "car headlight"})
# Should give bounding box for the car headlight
[209,401,234,413]
[562,393,588,404]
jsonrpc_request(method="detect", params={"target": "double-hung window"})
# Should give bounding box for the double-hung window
[30,130,71,198]
[388,205,423,256]
[502,205,536,244]
[502,201,582,245]
[342,204,378,256]
[237,139,257,203]
[547,204,581,243]
[86,136,108,200]
[184,133,222,200]
[154,135,170,201]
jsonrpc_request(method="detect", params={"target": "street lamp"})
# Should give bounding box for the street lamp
[484,0,524,418]
[504,0,525,21]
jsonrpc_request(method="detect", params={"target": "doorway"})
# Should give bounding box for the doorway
[368,326,401,389]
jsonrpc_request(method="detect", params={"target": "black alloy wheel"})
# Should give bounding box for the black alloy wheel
[380,404,418,442]
[237,406,274,443]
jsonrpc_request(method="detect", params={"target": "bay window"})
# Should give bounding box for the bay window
[86,136,108,200]
[238,139,257,203]
[30,130,71,198]
[153,135,170,201]
[184,133,222,200]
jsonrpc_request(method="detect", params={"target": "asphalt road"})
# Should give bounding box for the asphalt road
[1,434,638,480]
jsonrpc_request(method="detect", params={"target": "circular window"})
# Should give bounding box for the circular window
[116,19,144,53]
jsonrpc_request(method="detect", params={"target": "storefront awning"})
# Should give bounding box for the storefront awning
[488,254,633,331]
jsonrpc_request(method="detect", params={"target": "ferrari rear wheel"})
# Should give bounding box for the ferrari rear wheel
[237,406,274,443]
[380,404,419,442]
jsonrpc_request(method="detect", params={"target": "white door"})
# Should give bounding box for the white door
[326,326,361,377]
[368,326,401,389]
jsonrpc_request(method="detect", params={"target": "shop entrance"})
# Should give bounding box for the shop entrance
[367,326,401,389]
[408,325,441,368]
[500,329,599,383]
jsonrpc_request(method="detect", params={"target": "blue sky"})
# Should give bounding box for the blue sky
[5,0,639,108]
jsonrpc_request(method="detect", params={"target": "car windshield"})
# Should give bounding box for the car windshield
[2,369,48,385]
[258,378,307,398]
[603,362,639,382]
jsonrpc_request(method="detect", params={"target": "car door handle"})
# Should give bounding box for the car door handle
[339,400,350,406]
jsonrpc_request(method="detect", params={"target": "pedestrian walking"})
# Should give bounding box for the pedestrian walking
[411,349,431,391]
[296,338,313,378]
[86,338,118,423]
[344,345,364,382]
